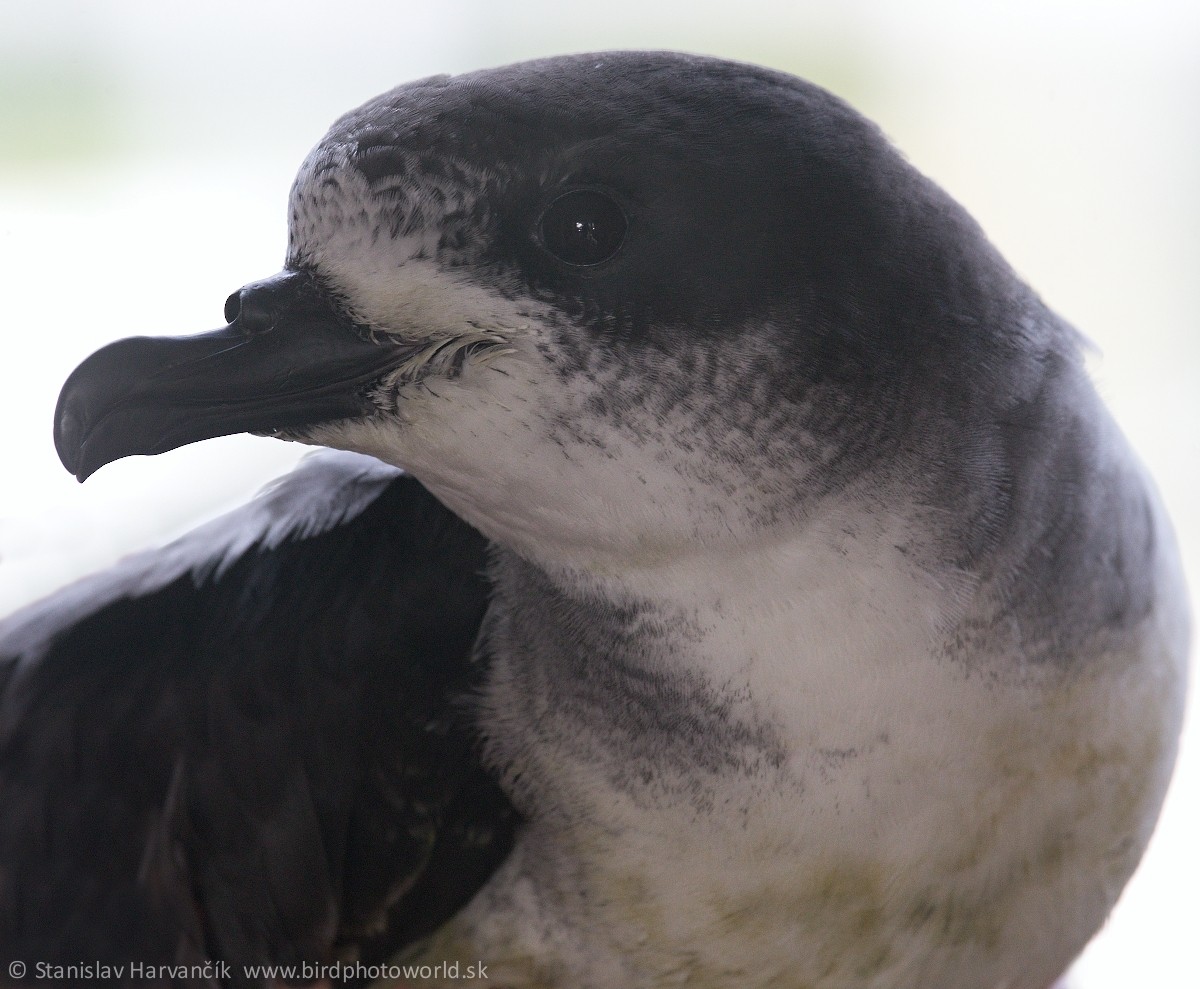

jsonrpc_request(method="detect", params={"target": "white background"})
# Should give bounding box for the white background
[1,2,1197,985]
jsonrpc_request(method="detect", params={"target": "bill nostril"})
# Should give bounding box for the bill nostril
[227,287,277,335]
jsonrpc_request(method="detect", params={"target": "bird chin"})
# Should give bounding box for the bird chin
[251,425,325,445]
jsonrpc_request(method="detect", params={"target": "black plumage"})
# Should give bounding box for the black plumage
[0,463,517,987]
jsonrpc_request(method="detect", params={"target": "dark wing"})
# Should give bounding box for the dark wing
[0,452,517,988]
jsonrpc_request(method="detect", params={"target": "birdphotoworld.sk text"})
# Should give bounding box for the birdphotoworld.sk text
[7,959,490,983]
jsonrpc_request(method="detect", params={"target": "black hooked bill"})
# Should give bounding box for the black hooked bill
[54,270,401,482]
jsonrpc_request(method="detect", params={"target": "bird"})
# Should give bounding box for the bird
[0,50,1189,989]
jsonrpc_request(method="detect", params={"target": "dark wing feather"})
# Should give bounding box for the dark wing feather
[0,454,517,987]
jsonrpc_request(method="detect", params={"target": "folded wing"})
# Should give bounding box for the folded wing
[0,452,517,987]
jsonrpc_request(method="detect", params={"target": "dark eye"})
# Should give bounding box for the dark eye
[539,190,627,267]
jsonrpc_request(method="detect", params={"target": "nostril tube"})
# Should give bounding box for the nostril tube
[227,286,277,335]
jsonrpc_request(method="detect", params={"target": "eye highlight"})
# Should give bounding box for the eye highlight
[539,190,627,267]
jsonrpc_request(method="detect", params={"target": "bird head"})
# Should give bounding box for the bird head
[54,51,1032,571]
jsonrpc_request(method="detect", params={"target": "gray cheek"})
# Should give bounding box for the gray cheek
[534,329,866,529]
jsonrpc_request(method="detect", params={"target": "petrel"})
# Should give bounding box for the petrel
[0,52,1189,989]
